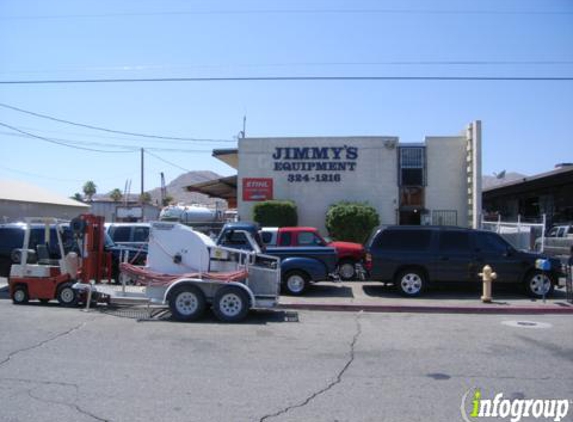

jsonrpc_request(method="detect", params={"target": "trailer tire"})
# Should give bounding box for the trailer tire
[212,286,250,323]
[168,285,207,322]
[57,282,79,307]
[12,285,29,305]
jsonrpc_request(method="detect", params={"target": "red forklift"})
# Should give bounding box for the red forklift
[9,214,112,306]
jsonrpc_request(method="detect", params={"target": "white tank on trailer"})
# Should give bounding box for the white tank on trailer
[147,222,215,274]
[159,204,219,223]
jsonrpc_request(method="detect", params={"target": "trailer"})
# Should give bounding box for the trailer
[83,221,281,322]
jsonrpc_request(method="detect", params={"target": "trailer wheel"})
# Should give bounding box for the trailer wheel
[57,282,79,307]
[12,285,29,305]
[168,285,207,322]
[212,286,250,323]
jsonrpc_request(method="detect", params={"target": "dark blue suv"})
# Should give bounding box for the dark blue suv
[365,226,563,298]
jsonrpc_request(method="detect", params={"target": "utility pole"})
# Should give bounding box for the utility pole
[141,148,145,221]
[242,115,247,139]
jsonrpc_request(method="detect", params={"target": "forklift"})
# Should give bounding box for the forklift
[9,214,111,306]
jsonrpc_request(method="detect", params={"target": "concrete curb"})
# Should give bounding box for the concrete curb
[277,302,573,315]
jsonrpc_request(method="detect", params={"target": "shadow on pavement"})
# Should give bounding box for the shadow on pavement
[362,282,569,303]
[301,283,354,298]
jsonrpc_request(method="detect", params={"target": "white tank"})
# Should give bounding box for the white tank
[147,222,215,274]
[159,204,218,223]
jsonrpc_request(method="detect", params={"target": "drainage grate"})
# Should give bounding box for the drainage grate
[97,306,171,321]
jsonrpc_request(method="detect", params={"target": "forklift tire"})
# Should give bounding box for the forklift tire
[212,286,250,323]
[57,283,79,307]
[12,285,29,305]
[168,285,207,322]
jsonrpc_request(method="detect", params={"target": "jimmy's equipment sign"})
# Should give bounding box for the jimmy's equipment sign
[272,146,358,183]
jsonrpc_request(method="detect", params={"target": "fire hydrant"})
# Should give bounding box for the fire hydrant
[479,265,497,303]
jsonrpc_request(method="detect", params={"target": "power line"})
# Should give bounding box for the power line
[0,122,138,153]
[1,8,572,20]
[1,75,572,85]
[0,102,236,143]
[2,60,573,76]
[145,150,191,173]
[0,130,225,152]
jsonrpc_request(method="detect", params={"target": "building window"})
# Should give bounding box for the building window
[399,147,426,186]
[400,187,424,207]
[432,210,458,226]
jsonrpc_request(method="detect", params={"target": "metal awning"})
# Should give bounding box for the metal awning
[213,149,238,170]
[186,175,237,207]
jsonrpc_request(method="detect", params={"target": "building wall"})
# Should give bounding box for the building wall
[425,136,469,227]
[0,200,89,222]
[238,137,400,233]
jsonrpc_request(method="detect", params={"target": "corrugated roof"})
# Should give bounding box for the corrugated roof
[0,179,90,208]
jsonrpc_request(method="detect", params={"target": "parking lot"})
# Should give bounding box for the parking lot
[0,285,572,422]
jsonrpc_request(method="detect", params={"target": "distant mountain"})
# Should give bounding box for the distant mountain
[482,172,527,189]
[95,170,226,207]
[147,170,224,206]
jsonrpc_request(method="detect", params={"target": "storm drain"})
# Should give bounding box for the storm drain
[97,306,172,321]
[501,320,553,329]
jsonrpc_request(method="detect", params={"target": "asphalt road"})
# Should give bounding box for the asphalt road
[0,295,571,422]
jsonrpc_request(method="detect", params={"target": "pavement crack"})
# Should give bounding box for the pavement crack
[0,321,87,369]
[27,387,111,422]
[258,312,363,422]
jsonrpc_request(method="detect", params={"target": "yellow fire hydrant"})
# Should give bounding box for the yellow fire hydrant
[479,265,497,303]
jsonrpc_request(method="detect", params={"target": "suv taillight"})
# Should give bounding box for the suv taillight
[364,253,372,271]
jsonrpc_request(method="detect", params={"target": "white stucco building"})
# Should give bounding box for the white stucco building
[189,121,482,232]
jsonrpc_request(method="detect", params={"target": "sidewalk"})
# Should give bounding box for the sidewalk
[278,281,573,315]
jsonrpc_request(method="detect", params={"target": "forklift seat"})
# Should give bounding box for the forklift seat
[36,244,60,266]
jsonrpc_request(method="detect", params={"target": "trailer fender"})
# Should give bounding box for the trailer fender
[163,279,255,307]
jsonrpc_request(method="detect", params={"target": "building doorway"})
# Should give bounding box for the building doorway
[399,209,422,225]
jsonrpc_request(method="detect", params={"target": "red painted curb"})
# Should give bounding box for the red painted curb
[277,302,573,315]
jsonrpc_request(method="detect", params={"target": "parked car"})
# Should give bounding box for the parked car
[365,225,564,298]
[535,223,573,258]
[0,223,75,277]
[260,227,365,280]
[105,222,150,250]
[0,222,146,283]
[217,222,339,295]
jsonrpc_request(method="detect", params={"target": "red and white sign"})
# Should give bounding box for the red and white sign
[243,178,273,201]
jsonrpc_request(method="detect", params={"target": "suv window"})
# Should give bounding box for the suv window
[133,227,149,242]
[474,232,510,254]
[111,227,131,242]
[0,228,24,251]
[438,231,471,253]
[261,231,273,245]
[377,229,432,251]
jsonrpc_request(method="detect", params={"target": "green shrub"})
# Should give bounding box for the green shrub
[253,200,298,227]
[325,202,379,244]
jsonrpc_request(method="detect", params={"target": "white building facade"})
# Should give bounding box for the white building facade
[235,121,482,233]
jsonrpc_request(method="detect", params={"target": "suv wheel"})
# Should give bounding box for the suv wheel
[524,270,554,299]
[395,269,426,297]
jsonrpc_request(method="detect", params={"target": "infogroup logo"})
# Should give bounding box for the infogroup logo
[461,389,571,422]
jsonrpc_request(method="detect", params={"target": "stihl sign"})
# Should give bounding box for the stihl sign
[243,178,273,201]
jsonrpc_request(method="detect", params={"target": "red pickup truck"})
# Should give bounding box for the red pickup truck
[260,227,365,280]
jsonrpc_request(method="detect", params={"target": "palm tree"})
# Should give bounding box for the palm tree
[110,188,123,203]
[70,193,84,202]
[82,181,97,202]
[140,192,152,204]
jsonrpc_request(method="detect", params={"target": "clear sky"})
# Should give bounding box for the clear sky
[1,0,572,198]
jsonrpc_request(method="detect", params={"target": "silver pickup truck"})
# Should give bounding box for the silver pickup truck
[536,224,573,258]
